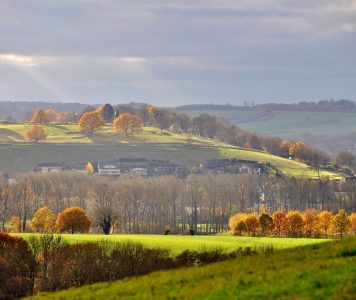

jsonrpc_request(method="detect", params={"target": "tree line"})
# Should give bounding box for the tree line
[1,172,356,235]
[229,209,355,238]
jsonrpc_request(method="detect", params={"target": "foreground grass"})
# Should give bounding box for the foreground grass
[29,236,356,299]
[16,233,328,255]
[0,124,342,179]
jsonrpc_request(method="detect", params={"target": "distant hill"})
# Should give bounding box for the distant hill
[175,102,356,155]
[0,101,92,122]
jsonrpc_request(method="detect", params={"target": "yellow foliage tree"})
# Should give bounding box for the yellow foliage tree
[285,211,304,237]
[228,213,247,235]
[86,162,94,174]
[30,207,55,233]
[31,109,49,125]
[302,209,320,237]
[113,113,143,137]
[25,125,47,142]
[79,111,105,135]
[333,209,351,237]
[56,207,91,234]
[319,211,334,237]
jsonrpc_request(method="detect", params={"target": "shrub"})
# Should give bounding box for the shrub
[0,233,37,299]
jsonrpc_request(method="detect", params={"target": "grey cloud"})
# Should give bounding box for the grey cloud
[0,0,355,105]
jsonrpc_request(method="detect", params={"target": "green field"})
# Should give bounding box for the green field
[15,233,327,255]
[0,123,343,179]
[29,236,356,300]
[176,110,356,138]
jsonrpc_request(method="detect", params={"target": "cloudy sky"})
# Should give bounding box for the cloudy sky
[0,0,355,106]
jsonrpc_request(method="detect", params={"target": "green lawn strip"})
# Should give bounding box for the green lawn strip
[15,233,328,255]
[28,237,356,300]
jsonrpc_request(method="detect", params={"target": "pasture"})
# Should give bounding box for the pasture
[175,109,356,139]
[16,233,328,255]
[0,123,343,179]
[28,236,356,300]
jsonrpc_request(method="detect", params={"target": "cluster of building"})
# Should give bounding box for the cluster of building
[34,158,265,178]
[34,158,187,178]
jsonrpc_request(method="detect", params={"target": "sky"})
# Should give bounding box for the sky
[0,0,355,106]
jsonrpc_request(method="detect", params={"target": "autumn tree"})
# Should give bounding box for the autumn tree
[235,220,247,236]
[55,207,91,234]
[113,113,143,137]
[302,209,320,237]
[45,109,58,123]
[79,111,105,135]
[333,209,351,237]
[25,125,47,142]
[228,213,246,235]
[285,211,304,237]
[272,211,287,237]
[30,207,55,233]
[280,140,293,158]
[350,213,356,235]
[319,211,334,237]
[258,212,274,236]
[31,109,48,125]
[245,214,259,236]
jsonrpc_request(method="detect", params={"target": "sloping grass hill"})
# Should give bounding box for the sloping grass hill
[30,237,356,300]
[0,123,342,179]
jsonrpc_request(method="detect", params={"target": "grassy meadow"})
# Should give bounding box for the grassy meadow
[28,236,356,300]
[15,233,328,255]
[176,109,356,139]
[0,123,343,179]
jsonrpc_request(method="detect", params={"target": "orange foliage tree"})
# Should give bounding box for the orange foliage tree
[31,109,48,125]
[319,211,334,237]
[272,211,287,237]
[25,125,47,142]
[280,140,293,158]
[55,207,91,234]
[302,209,320,237]
[113,113,143,137]
[258,212,274,236]
[45,109,58,122]
[79,111,105,135]
[245,214,259,236]
[285,211,304,237]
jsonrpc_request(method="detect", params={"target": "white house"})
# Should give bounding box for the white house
[97,161,121,176]
[130,167,149,176]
